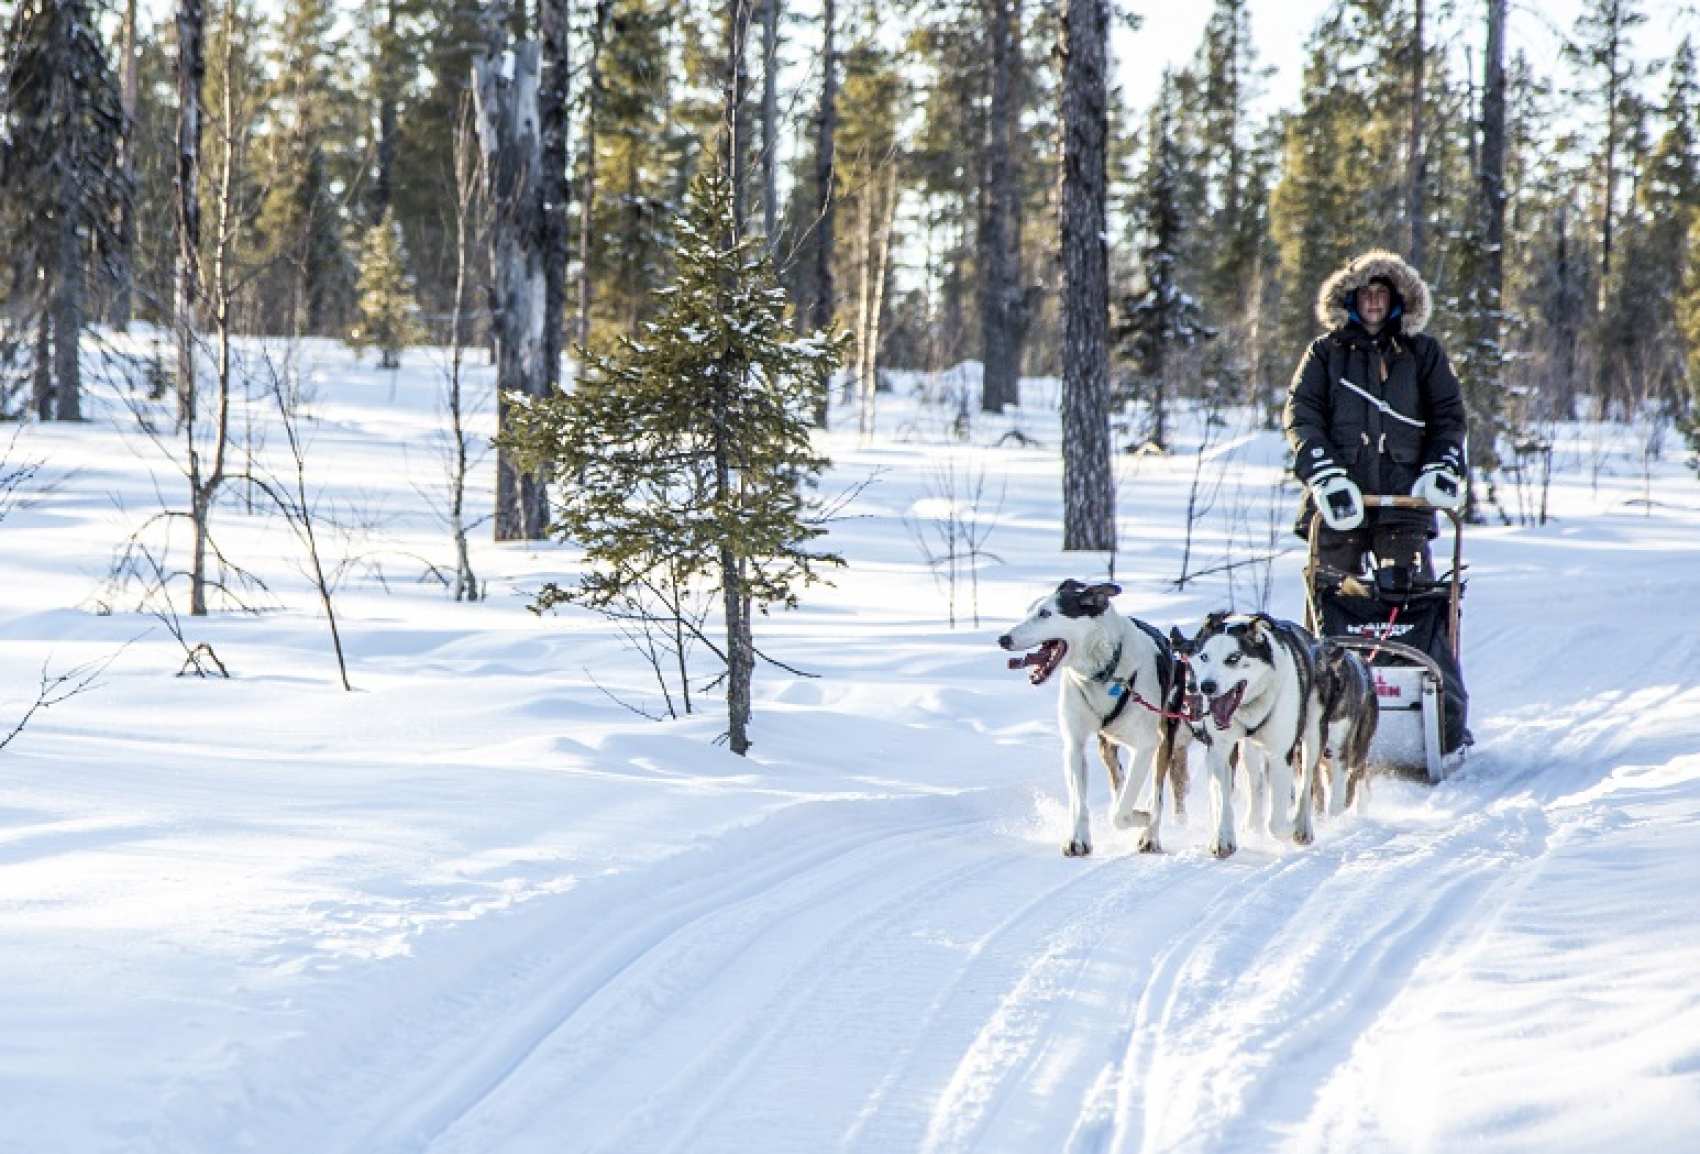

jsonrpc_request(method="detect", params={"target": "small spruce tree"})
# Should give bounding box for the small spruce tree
[505,171,848,754]
[1116,71,1215,453]
[1677,214,1700,472]
[351,210,420,369]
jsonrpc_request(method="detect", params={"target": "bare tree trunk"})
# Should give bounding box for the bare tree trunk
[1407,0,1426,270]
[1554,199,1579,420]
[540,0,570,390]
[372,0,399,221]
[112,0,140,329]
[979,0,1025,413]
[1600,22,1621,310]
[711,383,753,754]
[175,0,205,431]
[189,0,240,618]
[760,0,781,250]
[48,10,84,422]
[859,163,897,438]
[576,0,612,352]
[450,93,482,601]
[724,0,752,238]
[32,311,52,422]
[1480,0,1506,356]
[1061,0,1113,550]
[849,181,872,405]
[810,0,837,426]
[475,35,550,541]
[52,149,84,421]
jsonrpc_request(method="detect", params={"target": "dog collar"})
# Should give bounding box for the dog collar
[1090,641,1123,686]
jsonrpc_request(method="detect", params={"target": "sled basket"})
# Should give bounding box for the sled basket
[1304,497,1471,783]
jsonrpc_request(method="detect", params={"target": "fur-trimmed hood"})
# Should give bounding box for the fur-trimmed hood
[1314,249,1432,336]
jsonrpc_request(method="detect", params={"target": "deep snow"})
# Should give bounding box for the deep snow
[1,337,1697,1153]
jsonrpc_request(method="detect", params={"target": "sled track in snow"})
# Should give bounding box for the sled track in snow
[317,746,1597,1154]
[334,794,1006,1154]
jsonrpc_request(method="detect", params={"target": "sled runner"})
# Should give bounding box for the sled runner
[1303,496,1469,783]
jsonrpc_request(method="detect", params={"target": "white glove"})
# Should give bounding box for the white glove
[1411,464,1465,511]
[1311,471,1365,531]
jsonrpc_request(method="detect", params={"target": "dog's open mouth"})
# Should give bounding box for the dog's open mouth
[1008,639,1067,685]
[1206,682,1245,729]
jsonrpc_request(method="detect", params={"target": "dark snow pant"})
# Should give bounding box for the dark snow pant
[1315,516,1434,581]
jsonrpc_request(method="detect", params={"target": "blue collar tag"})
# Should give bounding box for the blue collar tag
[1107,682,1125,698]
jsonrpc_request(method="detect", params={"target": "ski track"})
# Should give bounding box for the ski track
[331,795,1001,1154]
[323,662,1686,1154]
[358,761,1582,1154]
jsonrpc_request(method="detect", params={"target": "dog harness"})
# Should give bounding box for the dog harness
[1094,632,1192,729]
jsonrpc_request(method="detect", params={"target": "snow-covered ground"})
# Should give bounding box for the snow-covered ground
[2,339,1698,1153]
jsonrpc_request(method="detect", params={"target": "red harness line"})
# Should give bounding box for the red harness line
[1362,604,1402,665]
[1127,690,1200,723]
[1120,657,1203,724]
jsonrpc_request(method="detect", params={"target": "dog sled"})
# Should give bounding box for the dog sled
[1303,495,1469,783]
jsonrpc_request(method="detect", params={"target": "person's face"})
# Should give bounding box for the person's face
[1356,282,1391,330]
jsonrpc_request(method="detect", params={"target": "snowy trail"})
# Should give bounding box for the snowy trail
[3,352,1699,1152]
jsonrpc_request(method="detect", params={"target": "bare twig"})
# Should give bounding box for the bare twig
[0,641,137,753]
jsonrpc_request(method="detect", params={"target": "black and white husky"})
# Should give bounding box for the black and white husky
[998,580,1189,857]
[1170,612,1327,858]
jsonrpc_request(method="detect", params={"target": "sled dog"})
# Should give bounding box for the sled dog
[1317,641,1379,812]
[998,580,1190,857]
[1169,612,1327,858]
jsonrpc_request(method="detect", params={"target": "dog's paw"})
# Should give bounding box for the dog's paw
[1291,826,1314,847]
[1136,828,1161,854]
[1209,836,1237,860]
[1062,838,1093,857]
[1113,808,1151,831]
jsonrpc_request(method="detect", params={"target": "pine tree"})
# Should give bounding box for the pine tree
[251,0,357,336]
[504,171,848,755]
[583,0,685,344]
[1060,0,1114,551]
[351,211,420,368]
[978,0,1029,413]
[1269,5,1408,362]
[392,0,485,323]
[1116,71,1214,452]
[1439,0,1510,507]
[899,9,987,373]
[1565,0,1647,315]
[1621,37,1700,405]
[0,0,127,420]
[1677,210,1700,468]
[1191,0,1268,320]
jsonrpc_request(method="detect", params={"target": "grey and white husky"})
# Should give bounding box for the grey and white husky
[1317,641,1379,812]
[1169,612,1329,858]
[998,580,1190,857]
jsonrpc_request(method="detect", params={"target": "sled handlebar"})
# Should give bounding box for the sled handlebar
[1358,494,1465,530]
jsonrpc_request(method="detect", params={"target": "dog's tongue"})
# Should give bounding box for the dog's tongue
[1209,684,1244,729]
[1007,650,1045,672]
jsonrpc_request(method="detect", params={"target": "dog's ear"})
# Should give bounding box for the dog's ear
[1202,610,1228,636]
[1056,579,1116,617]
[1078,582,1120,616]
[1168,625,1192,655]
[1243,616,1268,644]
